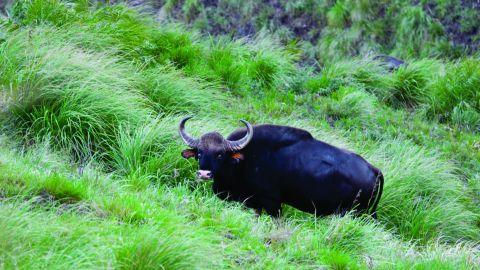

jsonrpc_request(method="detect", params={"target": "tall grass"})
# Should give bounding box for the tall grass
[385,59,439,108]
[8,1,297,95]
[0,200,113,269]
[0,27,151,160]
[305,57,478,131]
[392,5,444,58]
[140,66,223,114]
[315,86,378,124]
[372,141,479,243]
[428,58,480,129]
[108,116,193,185]
[10,0,74,26]
[304,58,389,96]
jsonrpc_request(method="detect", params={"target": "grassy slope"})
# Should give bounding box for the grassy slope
[157,0,480,64]
[0,1,479,269]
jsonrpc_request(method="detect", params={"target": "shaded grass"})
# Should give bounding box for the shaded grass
[157,0,478,62]
[392,5,444,58]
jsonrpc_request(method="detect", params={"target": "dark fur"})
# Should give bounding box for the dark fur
[185,124,384,217]
[373,54,405,71]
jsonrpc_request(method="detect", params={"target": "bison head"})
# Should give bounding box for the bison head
[179,116,253,180]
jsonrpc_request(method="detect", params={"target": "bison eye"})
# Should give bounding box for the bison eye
[197,153,202,159]
[217,154,223,159]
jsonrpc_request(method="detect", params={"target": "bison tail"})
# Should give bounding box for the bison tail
[369,169,384,219]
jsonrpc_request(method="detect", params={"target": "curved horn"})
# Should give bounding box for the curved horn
[227,120,253,151]
[179,116,199,148]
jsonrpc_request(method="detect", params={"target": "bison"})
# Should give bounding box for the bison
[179,117,384,218]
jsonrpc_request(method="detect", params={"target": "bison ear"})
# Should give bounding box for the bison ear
[230,152,244,164]
[181,149,197,159]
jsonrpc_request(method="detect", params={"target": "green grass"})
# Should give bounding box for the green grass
[386,59,437,108]
[0,198,217,269]
[0,1,479,269]
[0,26,151,160]
[428,58,480,129]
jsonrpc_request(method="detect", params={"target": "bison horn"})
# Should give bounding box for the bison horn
[227,120,253,151]
[179,116,200,148]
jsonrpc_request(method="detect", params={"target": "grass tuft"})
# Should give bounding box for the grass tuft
[384,59,437,108]
[428,58,480,126]
[115,228,204,270]
[10,0,73,26]
[43,174,87,203]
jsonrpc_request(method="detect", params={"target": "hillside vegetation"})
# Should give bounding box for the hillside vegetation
[0,0,479,269]
[144,0,480,64]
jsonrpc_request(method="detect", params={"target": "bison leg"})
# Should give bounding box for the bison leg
[262,200,282,217]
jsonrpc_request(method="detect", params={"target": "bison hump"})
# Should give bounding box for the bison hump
[228,124,313,149]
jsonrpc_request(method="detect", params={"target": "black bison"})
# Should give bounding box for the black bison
[179,117,384,218]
